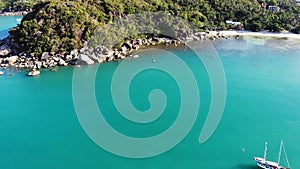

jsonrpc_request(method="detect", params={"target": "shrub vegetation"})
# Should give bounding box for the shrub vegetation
[1,0,298,56]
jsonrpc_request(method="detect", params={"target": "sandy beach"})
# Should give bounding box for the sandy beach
[0,11,28,16]
[214,30,300,39]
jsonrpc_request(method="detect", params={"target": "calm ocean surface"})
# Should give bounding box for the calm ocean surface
[1,16,300,169]
[0,15,22,39]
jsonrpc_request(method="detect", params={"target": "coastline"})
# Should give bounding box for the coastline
[0,37,184,71]
[210,30,300,39]
[1,30,300,76]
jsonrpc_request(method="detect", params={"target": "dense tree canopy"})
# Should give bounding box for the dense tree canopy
[0,0,38,12]
[3,0,300,56]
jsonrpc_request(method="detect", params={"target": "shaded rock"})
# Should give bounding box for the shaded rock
[106,56,114,62]
[64,54,73,61]
[132,45,140,50]
[50,51,56,56]
[121,46,128,53]
[136,39,143,45]
[123,42,132,49]
[18,63,26,68]
[55,53,63,58]
[0,49,11,56]
[165,39,171,44]
[58,58,68,66]
[0,39,11,57]
[76,54,94,65]
[42,61,48,68]
[18,52,25,57]
[89,54,101,63]
[5,56,18,65]
[153,37,163,43]
[102,47,109,53]
[95,53,107,60]
[41,52,51,60]
[131,39,138,45]
[79,47,87,53]
[70,49,78,56]
[104,50,114,57]
[171,40,176,44]
[93,46,103,54]
[52,56,59,62]
[27,61,35,69]
[34,61,42,69]
[98,58,104,63]
[1,63,8,67]
[114,53,122,59]
[193,36,200,41]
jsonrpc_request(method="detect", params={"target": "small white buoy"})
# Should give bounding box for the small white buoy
[241,148,245,153]
[152,59,156,63]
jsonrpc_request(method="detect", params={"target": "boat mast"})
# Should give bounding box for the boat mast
[278,140,283,165]
[283,141,291,168]
[264,142,268,161]
[278,140,291,168]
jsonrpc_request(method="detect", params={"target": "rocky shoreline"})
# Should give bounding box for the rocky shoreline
[0,32,239,75]
[0,36,185,70]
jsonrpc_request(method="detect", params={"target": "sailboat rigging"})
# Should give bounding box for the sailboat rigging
[254,140,291,169]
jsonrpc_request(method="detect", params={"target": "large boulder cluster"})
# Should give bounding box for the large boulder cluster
[0,37,183,69]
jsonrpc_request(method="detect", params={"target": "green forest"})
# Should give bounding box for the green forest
[1,0,300,56]
[0,0,38,12]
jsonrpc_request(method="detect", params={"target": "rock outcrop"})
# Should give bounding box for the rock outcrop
[0,36,185,69]
[76,54,95,65]
[0,38,11,57]
[5,56,18,65]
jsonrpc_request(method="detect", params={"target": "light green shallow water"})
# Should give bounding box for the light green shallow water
[1,17,300,169]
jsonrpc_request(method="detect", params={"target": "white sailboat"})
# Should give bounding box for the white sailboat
[254,141,291,169]
[27,69,40,76]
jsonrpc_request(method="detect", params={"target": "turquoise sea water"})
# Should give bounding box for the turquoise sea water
[0,15,22,39]
[1,16,300,169]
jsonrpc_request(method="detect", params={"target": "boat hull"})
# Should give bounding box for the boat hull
[27,70,40,76]
[254,157,289,169]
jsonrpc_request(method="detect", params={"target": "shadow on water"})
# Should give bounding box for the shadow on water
[233,164,258,169]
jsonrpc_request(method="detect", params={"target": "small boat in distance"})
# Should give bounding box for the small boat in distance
[0,71,4,75]
[254,141,291,169]
[27,69,40,76]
